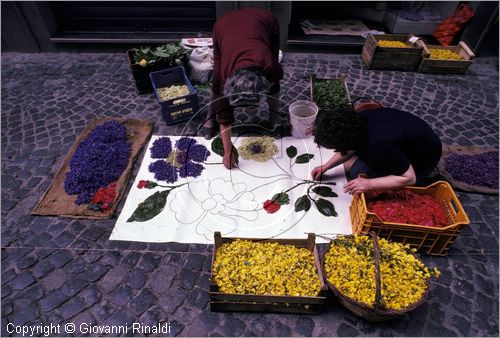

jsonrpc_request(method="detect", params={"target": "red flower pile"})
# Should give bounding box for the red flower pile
[263,200,281,214]
[263,192,290,214]
[367,191,449,227]
[88,182,117,212]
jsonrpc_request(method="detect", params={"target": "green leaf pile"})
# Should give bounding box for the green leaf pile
[312,186,338,197]
[211,137,239,162]
[315,198,337,217]
[132,42,189,68]
[127,190,170,222]
[272,192,290,205]
[313,79,349,109]
[295,195,311,212]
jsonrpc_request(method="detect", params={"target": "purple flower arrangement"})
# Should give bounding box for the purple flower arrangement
[148,137,210,183]
[444,151,499,189]
[64,121,132,205]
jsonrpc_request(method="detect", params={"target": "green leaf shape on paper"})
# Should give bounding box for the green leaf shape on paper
[295,153,315,164]
[294,195,311,212]
[272,192,290,206]
[210,137,239,162]
[286,146,297,158]
[211,137,224,157]
[127,190,170,222]
[314,198,337,217]
[312,186,338,198]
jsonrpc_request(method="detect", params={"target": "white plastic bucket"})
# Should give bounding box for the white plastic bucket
[288,100,319,139]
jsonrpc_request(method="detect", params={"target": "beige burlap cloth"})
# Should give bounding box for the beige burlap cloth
[32,118,154,219]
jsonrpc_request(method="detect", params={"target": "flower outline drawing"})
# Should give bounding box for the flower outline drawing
[169,178,260,240]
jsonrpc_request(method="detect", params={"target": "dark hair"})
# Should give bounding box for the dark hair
[313,107,367,154]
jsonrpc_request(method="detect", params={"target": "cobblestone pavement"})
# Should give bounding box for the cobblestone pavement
[1,52,498,337]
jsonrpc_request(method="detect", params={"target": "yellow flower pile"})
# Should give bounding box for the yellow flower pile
[378,40,409,48]
[237,136,278,162]
[213,240,322,297]
[429,48,463,60]
[324,235,440,311]
[157,84,189,101]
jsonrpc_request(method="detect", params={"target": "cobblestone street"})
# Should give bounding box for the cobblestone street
[1,51,499,336]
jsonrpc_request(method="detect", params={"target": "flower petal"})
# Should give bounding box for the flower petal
[179,161,204,178]
[150,137,172,158]
[175,137,196,151]
[148,160,178,183]
[187,144,211,162]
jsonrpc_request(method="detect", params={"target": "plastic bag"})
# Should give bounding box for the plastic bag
[188,46,213,84]
[432,4,474,46]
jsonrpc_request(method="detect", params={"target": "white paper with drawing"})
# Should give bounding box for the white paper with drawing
[110,136,353,244]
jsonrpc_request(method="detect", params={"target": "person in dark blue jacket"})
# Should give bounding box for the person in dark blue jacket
[311,101,442,194]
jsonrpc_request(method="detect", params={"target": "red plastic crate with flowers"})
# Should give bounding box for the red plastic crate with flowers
[350,181,470,256]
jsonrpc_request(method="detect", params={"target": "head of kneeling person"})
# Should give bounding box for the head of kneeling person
[223,68,272,107]
[312,108,367,155]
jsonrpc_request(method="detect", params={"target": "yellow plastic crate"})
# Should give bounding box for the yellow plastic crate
[350,181,470,256]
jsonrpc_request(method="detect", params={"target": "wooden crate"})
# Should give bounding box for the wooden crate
[350,181,470,256]
[310,75,352,110]
[362,33,427,71]
[209,232,328,314]
[418,41,475,74]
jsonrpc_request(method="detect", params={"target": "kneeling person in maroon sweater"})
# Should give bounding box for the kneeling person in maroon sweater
[204,8,284,169]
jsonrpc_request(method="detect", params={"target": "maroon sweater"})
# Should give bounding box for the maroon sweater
[211,8,283,122]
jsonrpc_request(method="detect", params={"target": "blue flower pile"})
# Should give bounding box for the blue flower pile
[148,137,210,183]
[64,121,132,205]
[445,151,498,189]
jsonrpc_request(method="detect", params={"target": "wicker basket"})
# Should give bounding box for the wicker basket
[362,33,428,71]
[418,41,475,74]
[350,181,470,256]
[322,232,430,322]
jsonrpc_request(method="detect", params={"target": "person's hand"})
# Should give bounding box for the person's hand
[223,149,238,169]
[311,165,326,181]
[344,177,373,194]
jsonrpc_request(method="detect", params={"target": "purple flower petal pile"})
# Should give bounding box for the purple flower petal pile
[150,137,172,158]
[179,161,204,178]
[149,160,178,183]
[444,151,499,189]
[148,137,210,183]
[64,121,131,205]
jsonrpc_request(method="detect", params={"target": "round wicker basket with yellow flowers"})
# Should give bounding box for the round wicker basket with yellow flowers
[322,232,440,322]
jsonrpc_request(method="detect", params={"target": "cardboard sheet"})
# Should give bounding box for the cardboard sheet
[300,20,371,36]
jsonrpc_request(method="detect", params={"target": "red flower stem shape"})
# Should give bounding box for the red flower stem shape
[137,180,188,189]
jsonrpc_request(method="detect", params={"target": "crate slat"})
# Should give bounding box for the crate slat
[210,300,322,314]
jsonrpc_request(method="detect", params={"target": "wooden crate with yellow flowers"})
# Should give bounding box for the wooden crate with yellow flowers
[362,33,428,71]
[322,232,441,322]
[418,41,475,74]
[209,232,328,314]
